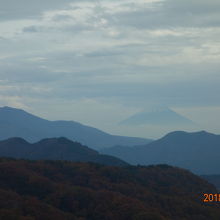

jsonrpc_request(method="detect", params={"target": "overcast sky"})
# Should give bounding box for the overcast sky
[0,0,220,138]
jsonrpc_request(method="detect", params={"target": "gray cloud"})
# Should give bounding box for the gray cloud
[0,57,63,83]
[23,26,39,33]
[109,0,220,29]
[0,0,73,21]
[0,0,220,137]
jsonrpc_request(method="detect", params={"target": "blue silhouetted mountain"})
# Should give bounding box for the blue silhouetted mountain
[120,107,196,126]
[0,106,151,150]
[0,137,128,166]
[201,175,220,190]
[101,130,220,174]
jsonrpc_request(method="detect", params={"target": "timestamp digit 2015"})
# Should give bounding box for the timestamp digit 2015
[203,194,220,202]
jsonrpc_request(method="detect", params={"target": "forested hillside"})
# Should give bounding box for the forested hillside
[0,137,127,166]
[0,158,219,220]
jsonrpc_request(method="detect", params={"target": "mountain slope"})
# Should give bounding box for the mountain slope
[0,106,151,150]
[0,137,127,166]
[202,175,220,190]
[101,131,220,174]
[0,158,219,219]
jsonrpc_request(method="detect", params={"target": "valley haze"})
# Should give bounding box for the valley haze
[1,105,220,176]
[0,106,151,150]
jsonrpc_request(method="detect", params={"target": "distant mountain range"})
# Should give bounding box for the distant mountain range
[101,130,220,174]
[0,137,127,166]
[120,107,196,127]
[0,106,151,150]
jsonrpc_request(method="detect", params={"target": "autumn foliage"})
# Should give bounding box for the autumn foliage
[0,158,220,220]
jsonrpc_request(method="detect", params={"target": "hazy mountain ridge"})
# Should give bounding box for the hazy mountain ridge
[0,106,152,150]
[0,158,219,219]
[101,130,220,174]
[120,107,196,126]
[0,137,128,166]
[201,175,220,190]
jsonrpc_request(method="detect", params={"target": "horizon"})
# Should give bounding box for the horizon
[0,0,220,138]
[0,105,219,140]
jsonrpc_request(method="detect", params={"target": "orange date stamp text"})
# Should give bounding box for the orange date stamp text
[203,194,220,202]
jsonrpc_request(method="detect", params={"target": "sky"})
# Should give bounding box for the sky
[0,0,220,138]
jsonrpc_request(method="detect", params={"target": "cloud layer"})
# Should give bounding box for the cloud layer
[0,0,220,137]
